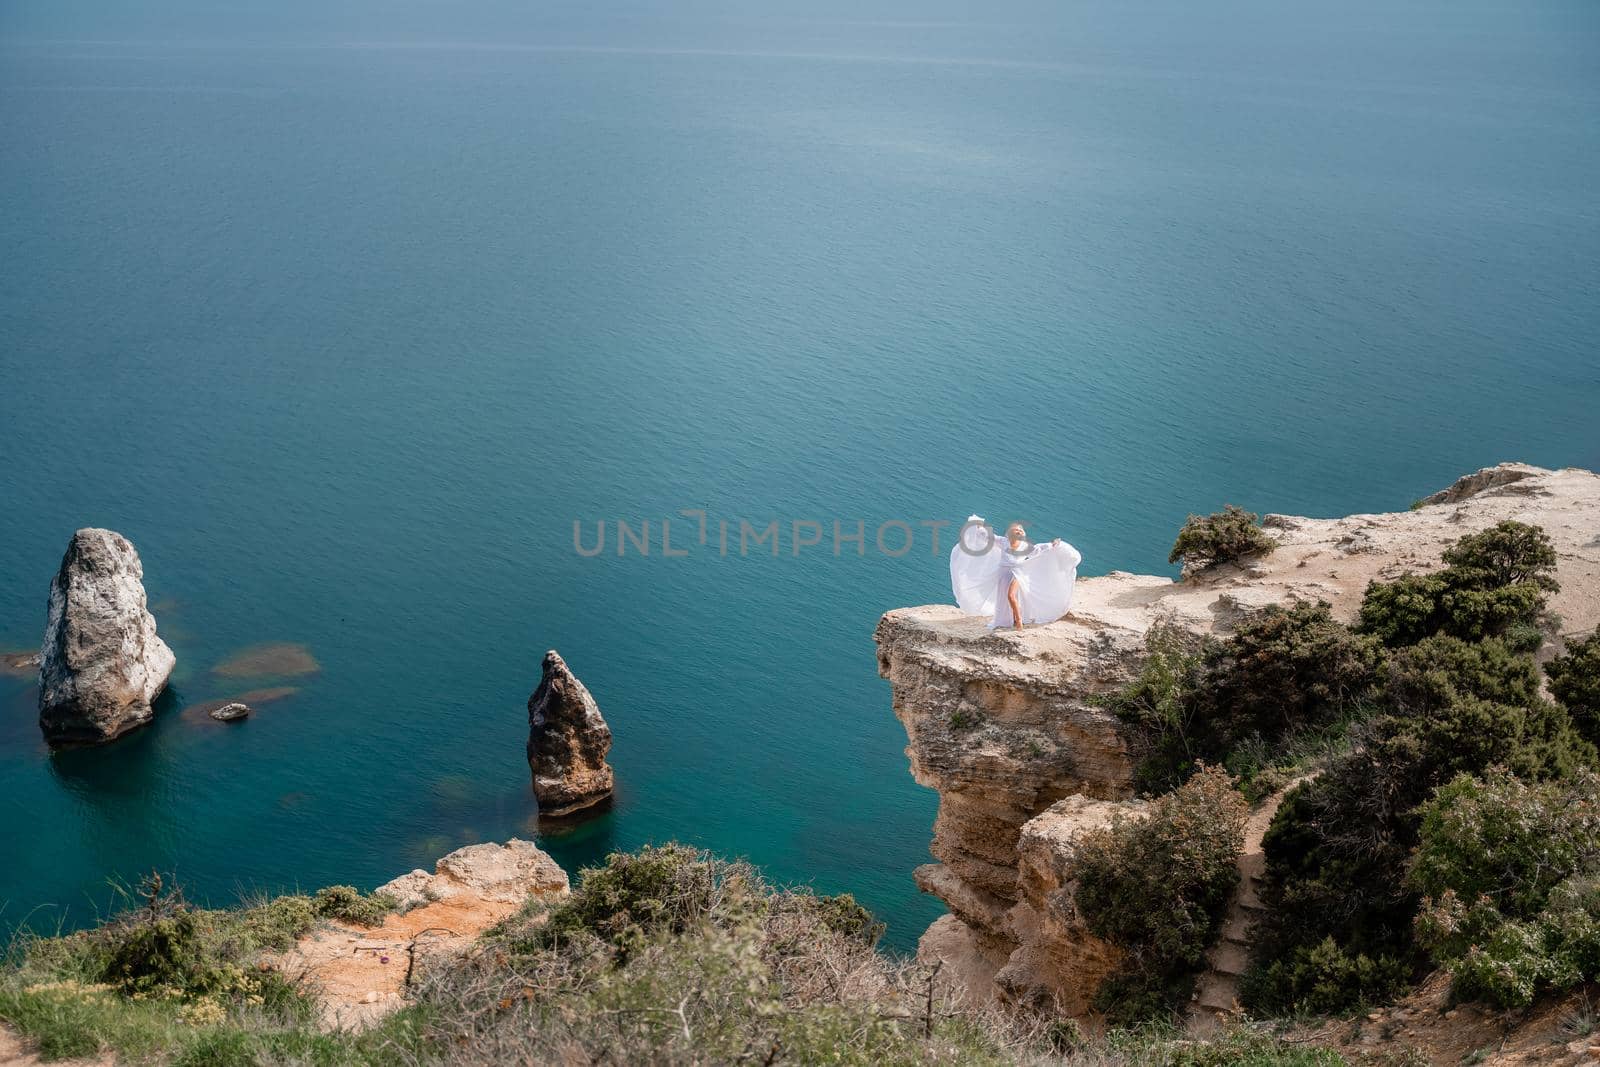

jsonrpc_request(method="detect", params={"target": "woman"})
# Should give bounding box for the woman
[950,517,1082,630]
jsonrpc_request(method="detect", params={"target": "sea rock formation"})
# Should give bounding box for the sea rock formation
[209,702,251,722]
[527,650,615,815]
[38,528,176,746]
[879,463,1600,1011]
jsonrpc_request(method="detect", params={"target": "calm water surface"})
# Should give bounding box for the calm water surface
[2,0,1596,950]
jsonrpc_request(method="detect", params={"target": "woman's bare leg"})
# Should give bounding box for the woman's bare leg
[1008,579,1023,630]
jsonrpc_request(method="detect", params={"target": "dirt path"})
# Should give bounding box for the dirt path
[1187,779,1306,1034]
[1293,970,1600,1066]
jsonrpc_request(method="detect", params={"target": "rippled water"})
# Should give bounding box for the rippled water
[1,0,1596,950]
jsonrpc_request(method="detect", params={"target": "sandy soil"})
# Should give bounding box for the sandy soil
[269,896,524,1030]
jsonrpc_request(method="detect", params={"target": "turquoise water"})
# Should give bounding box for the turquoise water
[1,0,1596,952]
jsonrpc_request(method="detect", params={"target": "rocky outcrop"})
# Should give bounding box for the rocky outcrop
[38,529,176,746]
[279,840,570,1028]
[209,702,251,723]
[527,650,615,816]
[998,796,1147,1012]
[376,838,570,911]
[879,463,1600,1012]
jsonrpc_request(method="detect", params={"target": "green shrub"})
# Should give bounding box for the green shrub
[1442,520,1559,592]
[1109,606,1382,794]
[1356,573,1448,649]
[1384,635,1544,715]
[1187,603,1383,764]
[1357,521,1558,651]
[1238,937,1410,1017]
[1410,771,1600,921]
[1249,776,1420,1006]
[100,910,210,998]
[1549,632,1600,746]
[1247,637,1591,1015]
[527,844,762,960]
[1443,915,1573,1010]
[773,891,885,946]
[235,894,320,951]
[1169,505,1277,571]
[1073,766,1248,1023]
[1099,624,1205,794]
[1409,771,1600,1008]
[312,885,397,927]
[1378,638,1592,785]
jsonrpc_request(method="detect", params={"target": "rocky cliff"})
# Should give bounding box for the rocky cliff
[876,463,1600,1010]
[38,528,176,746]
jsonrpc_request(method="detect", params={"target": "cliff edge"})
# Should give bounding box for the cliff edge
[876,463,1600,1010]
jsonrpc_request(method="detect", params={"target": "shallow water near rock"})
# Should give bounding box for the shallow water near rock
[1,0,1597,952]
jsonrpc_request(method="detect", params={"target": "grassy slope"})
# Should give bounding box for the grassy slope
[0,847,1340,1067]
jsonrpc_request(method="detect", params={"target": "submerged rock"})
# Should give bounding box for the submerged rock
[180,687,298,726]
[209,702,251,722]
[39,529,175,746]
[0,650,41,677]
[526,650,615,816]
[212,641,319,678]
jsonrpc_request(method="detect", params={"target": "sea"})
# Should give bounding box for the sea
[1,0,1596,951]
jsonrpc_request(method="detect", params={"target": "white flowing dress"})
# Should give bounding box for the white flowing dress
[949,515,1082,629]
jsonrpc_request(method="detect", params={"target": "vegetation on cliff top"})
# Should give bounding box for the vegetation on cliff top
[1355,520,1559,653]
[0,844,1338,1066]
[1106,604,1382,798]
[1104,518,1600,1021]
[1167,505,1277,572]
[1242,521,1599,1016]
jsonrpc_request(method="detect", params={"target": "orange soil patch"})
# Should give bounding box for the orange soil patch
[270,896,523,1029]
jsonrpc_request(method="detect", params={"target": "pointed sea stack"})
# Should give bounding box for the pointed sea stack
[39,529,176,746]
[526,650,614,816]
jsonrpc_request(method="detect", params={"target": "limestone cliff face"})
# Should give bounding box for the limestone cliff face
[877,463,1600,1011]
[39,528,176,746]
